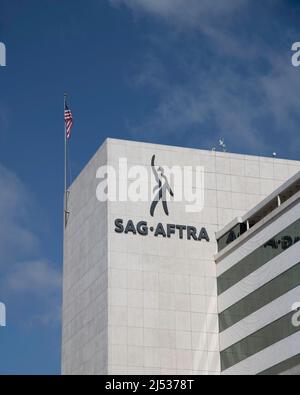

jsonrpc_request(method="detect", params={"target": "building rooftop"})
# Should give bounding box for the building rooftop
[215,170,300,258]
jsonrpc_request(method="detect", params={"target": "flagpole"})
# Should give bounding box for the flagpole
[64,93,68,228]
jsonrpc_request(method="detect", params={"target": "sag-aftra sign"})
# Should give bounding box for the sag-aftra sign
[114,219,210,242]
[113,154,209,242]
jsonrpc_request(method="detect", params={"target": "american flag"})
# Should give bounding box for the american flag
[64,103,73,140]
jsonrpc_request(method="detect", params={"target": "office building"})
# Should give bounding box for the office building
[215,171,300,375]
[62,138,300,375]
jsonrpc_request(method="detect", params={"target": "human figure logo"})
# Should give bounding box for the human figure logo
[96,155,205,213]
[150,155,174,217]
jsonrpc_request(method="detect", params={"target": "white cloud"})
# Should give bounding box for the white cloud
[110,0,251,52]
[130,57,266,151]
[110,0,248,25]
[0,164,38,264]
[0,163,61,327]
[32,303,61,327]
[132,52,300,154]
[3,260,61,295]
[0,103,9,137]
[260,57,300,128]
[110,0,299,156]
[1,259,62,327]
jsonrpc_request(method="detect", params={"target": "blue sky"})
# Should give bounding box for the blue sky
[0,0,300,374]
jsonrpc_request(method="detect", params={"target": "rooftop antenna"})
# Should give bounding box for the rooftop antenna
[219,138,227,152]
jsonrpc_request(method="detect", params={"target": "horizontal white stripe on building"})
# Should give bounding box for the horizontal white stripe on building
[216,202,300,277]
[222,331,300,375]
[220,286,300,350]
[218,243,300,313]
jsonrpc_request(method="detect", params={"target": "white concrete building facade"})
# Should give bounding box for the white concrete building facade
[215,172,300,375]
[62,138,300,375]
